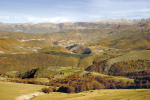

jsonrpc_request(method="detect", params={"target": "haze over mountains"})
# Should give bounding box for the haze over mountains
[0,18,148,33]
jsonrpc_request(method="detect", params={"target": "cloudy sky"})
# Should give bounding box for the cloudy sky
[0,0,150,23]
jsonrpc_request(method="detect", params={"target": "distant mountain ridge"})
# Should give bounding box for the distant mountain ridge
[0,18,149,33]
[86,18,148,24]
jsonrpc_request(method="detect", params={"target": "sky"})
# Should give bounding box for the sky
[0,0,150,23]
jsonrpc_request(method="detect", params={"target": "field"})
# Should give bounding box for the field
[0,81,48,100]
[0,81,150,100]
[107,50,150,66]
[32,89,150,100]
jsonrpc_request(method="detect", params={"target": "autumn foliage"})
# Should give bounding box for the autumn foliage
[108,59,150,76]
[8,70,150,93]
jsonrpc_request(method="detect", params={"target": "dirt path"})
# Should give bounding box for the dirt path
[15,92,44,100]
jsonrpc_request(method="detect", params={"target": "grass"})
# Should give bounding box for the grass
[0,81,48,100]
[42,51,91,59]
[0,80,149,100]
[78,71,134,83]
[97,29,150,50]
[78,56,95,69]
[34,78,49,82]
[78,71,107,77]
[5,71,18,76]
[78,71,89,76]
[110,77,135,83]
[91,72,107,76]
[61,69,76,77]
[106,50,150,69]
[31,89,150,100]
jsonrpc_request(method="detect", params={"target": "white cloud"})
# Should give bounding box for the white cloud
[0,16,10,19]
[24,15,70,23]
[14,16,21,19]
[0,13,71,23]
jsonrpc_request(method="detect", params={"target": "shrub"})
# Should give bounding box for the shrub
[42,87,53,93]
[67,86,75,93]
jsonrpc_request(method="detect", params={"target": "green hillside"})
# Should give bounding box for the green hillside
[0,52,94,78]
[105,50,150,73]
[107,50,150,67]
[85,50,150,75]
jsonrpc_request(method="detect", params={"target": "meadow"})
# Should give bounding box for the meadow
[0,81,48,100]
[32,89,150,100]
[0,81,150,100]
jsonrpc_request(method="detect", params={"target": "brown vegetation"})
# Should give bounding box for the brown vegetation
[7,70,150,94]
[108,59,150,76]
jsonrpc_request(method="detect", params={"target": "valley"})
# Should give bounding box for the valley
[0,19,150,100]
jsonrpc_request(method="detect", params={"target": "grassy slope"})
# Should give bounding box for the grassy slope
[107,50,150,66]
[32,89,150,100]
[97,28,150,50]
[1,81,149,100]
[79,71,134,83]
[0,38,50,53]
[23,40,50,48]
[0,38,21,51]
[0,52,94,77]
[105,50,150,72]
[86,50,150,74]
[0,81,48,100]
[40,46,71,53]
[0,31,43,40]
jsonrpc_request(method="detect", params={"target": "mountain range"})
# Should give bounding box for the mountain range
[0,18,148,33]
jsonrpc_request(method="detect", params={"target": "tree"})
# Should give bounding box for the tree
[67,86,75,93]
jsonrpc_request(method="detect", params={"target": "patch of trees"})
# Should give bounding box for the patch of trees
[108,59,150,76]
[111,70,150,78]
[9,71,150,94]
[85,60,107,74]
[134,76,150,88]
[85,55,117,74]
[18,68,39,79]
